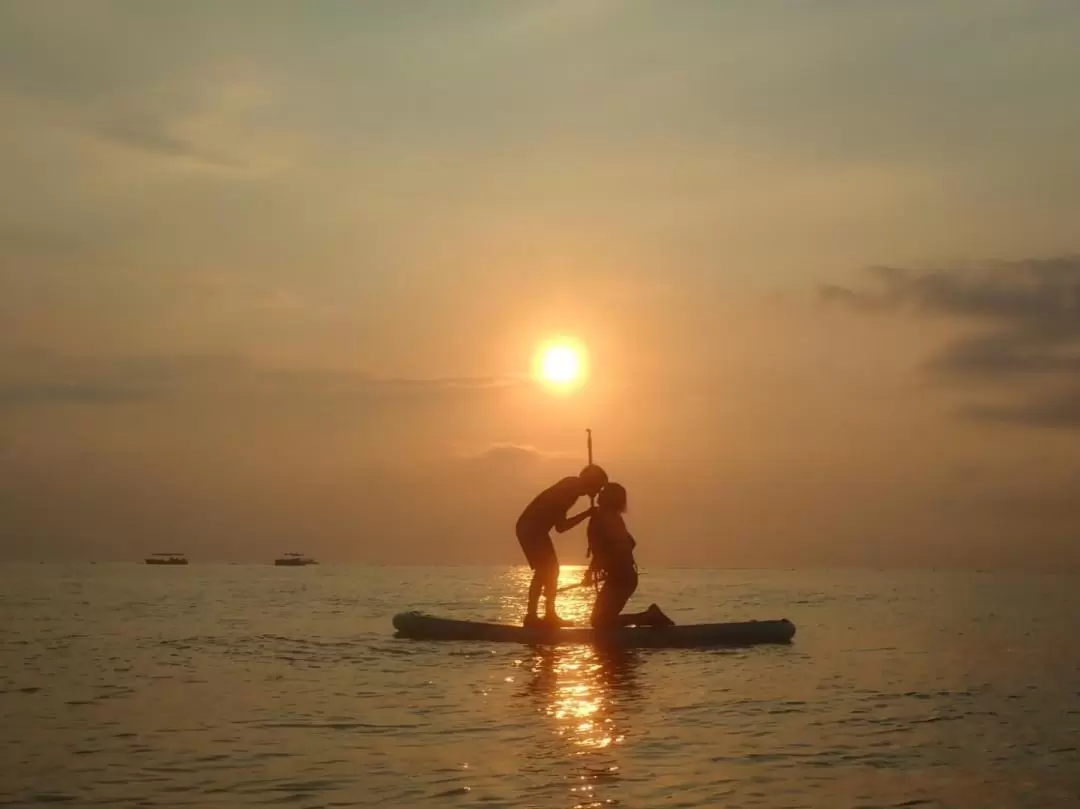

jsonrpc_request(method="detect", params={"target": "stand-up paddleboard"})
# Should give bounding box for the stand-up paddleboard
[392,611,796,649]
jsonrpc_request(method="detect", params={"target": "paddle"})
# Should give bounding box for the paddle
[586,427,597,508]
[557,428,597,594]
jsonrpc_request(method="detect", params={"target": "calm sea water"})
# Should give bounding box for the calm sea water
[1,563,1078,808]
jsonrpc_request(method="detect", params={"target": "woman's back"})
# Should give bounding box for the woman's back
[587,508,635,571]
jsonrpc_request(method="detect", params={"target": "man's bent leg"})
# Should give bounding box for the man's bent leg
[518,528,556,624]
[531,538,569,625]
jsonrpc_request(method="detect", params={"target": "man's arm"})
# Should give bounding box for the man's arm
[554,507,594,534]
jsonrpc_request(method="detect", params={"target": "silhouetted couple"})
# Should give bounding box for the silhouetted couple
[515,464,674,630]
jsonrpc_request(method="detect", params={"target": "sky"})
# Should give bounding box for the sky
[2,1,1080,570]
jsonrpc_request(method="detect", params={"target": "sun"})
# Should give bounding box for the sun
[533,338,589,392]
[543,345,580,384]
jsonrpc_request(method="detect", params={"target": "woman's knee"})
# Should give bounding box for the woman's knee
[590,589,623,628]
[590,606,618,629]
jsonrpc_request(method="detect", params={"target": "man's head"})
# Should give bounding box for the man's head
[578,464,608,497]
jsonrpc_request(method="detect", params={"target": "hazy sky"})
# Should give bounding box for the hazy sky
[2,2,1080,569]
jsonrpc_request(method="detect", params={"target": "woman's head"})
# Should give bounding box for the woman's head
[597,482,627,512]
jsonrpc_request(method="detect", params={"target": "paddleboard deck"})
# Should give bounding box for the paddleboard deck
[392,611,795,648]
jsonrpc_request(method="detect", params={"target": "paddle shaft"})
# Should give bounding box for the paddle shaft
[559,572,644,593]
[559,428,599,594]
[586,428,595,506]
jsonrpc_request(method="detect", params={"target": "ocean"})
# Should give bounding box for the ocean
[1,563,1077,808]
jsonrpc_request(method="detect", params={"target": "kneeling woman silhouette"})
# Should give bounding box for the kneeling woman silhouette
[586,482,675,629]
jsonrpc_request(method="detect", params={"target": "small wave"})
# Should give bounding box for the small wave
[430,786,471,798]
[257,721,423,732]
[23,795,76,804]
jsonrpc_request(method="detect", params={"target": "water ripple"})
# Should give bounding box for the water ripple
[1,565,1079,807]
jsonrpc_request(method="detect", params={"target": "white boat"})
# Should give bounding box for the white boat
[274,553,317,567]
[144,552,189,566]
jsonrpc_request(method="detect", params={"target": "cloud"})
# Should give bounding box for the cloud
[0,380,156,408]
[821,255,1080,428]
[820,257,1080,323]
[93,110,245,169]
[0,352,233,409]
[0,350,522,411]
[457,442,573,468]
[961,390,1080,431]
[925,330,1080,380]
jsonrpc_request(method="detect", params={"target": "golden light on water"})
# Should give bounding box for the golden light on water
[533,337,589,393]
[501,565,639,801]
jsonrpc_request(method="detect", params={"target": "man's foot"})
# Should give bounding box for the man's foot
[541,614,574,628]
[644,603,675,627]
[523,613,545,628]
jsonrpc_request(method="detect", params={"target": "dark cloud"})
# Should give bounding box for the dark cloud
[924,330,1080,381]
[821,255,1080,429]
[960,390,1080,431]
[820,256,1080,325]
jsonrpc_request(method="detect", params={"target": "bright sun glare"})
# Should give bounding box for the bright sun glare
[534,338,588,391]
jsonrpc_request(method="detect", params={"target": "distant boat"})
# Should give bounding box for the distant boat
[274,553,317,567]
[145,553,189,565]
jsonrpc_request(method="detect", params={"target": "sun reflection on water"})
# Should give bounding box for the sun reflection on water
[500,566,642,807]
[521,643,640,806]
[495,564,597,627]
